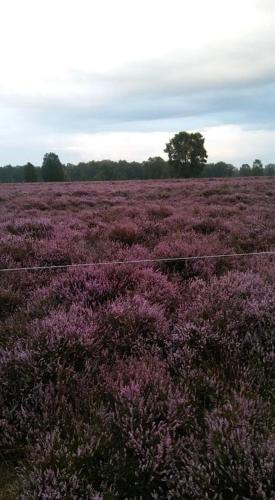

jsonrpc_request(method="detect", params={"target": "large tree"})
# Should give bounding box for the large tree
[41,153,64,182]
[24,162,37,182]
[164,131,207,178]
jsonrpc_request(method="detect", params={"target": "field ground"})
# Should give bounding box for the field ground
[1,178,275,498]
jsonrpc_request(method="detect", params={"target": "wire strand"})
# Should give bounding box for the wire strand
[0,251,275,273]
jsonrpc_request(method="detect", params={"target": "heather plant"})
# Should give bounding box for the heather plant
[130,267,180,315]
[154,232,231,279]
[95,295,169,360]
[0,178,275,498]
[174,271,275,390]
[147,204,173,220]
[192,218,218,235]
[19,421,117,499]
[6,219,53,239]
[101,356,196,498]
[201,395,275,499]
[0,306,97,448]
[0,234,35,267]
[109,222,143,246]
[0,287,21,319]
[177,271,275,356]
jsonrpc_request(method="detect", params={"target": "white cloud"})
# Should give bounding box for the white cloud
[1,0,274,97]
[0,0,275,164]
[67,132,171,162]
[1,124,274,166]
[61,126,275,166]
[204,125,275,166]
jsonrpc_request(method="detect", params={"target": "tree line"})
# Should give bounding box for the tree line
[0,132,274,183]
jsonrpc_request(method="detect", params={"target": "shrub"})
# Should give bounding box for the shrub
[0,178,275,498]
[7,219,53,239]
[109,222,142,245]
[0,306,96,449]
[201,395,275,499]
[0,288,21,319]
[101,357,195,498]
[95,295,169,359]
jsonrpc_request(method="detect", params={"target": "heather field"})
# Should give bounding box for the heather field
[1,178,275,499]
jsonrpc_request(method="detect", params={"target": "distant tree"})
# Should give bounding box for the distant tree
[252,159,264,176]
[164,131,207,178]
[201,162,236,178]
[264,163,275,176]
[13,166,25,182]
[214,161,235,177]
[41,153,64,182]
[0,165,14,183]
[239,164,251,177]
[143,157,168,179]
[24,162,37,182]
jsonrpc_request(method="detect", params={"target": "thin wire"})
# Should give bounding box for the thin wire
[0,251,275,273]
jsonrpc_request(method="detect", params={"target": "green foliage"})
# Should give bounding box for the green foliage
[164,131,208,178]
[66,158,170,181]
[1,144,275,184]
[0,165,24,183]
[252,159,264,176]
[264,163,275,176]
[41,153,64,182]
[240,163,251,176]
[24,163,37,183]
[143,157,168,179]
[202,161,236,178]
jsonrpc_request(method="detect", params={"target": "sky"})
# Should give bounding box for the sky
[0,0,275,167]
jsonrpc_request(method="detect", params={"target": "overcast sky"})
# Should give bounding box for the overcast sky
[0,0,275,166]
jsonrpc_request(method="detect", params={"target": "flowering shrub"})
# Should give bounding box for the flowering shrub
[0,178,275,498]
[95,295,169,360]
[6,219,53,239]
[109,222,143,245]
[0,287,21,319]
[101,356,195,498]
[202,395,275,499]
[177,271,275,355]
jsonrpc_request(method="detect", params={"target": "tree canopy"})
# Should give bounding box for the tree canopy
[164,131,208,178]
[252,159,264,176]
[24,162,37,182]
[239,164,251,176]
[41,153,64,182]
[202,162,237,178]
[264,164,275,176]
[0,139,274,183]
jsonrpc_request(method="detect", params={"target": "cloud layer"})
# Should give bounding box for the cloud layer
[0,0,275,165]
